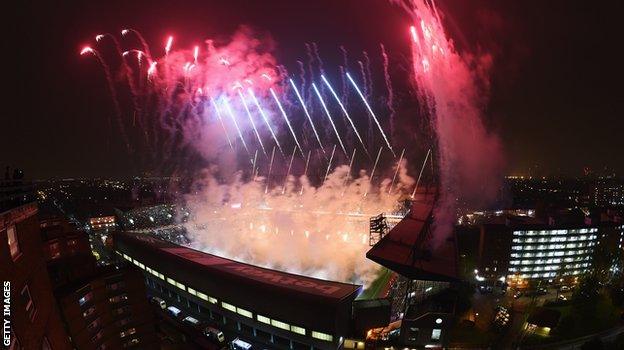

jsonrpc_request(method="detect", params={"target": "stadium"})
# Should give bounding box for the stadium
[113,185,458,349]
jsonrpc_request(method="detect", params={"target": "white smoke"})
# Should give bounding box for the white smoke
[183,161,415,287]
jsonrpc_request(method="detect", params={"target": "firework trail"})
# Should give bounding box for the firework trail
[121,28,152,60]
[265,146,276,193]
[312,83,347,156]
[289,79,324,152]
[238,90,267,156]
[364,147,383,197]
[270,88,304,157]
[389,148,405,194]
[210,98,233,150]
[96,34,142,126]
[251,149,258,175]
[321,75,368,156]
[341,148,357,196]
[299,150,312,195]
[248,89,283,156]
[323,144,337,184]
[346,72,395,157]
[165,36,173,55]
[222,96,250,154]
[339,45,349,107]
[357,60,368,98]
[282,146,297,194]
[80,47,131,151]
[411,148,431,198]
[380,43,396,140]
[363,50,373,99]
[312,42,325,76]
[305,43,315,108]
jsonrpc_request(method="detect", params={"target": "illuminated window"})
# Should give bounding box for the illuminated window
[257,315,271,324]
[222,302,236,313]
[311,331,333,342]
[7,225,21,260]
[20,285,36,322]
[188,287,197,296]
[236,307,252,318]
[271,319,290,331]
[291,325,306,335]
[431,329,441,340]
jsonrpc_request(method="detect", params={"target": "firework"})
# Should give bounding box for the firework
[222,96,250,154]
[346,72,395,157]
[238,90,267,156]
[312,83,347,156]
[248,89,283,156]
[165,36,173,55]
[321,75,368,156]
[270,88,303,157]
[323,144,337,184]
[411,148,431,198]
[364,147,383,197]
[289,79,324,152]
[282,146,297,194]
[388,148,405,194]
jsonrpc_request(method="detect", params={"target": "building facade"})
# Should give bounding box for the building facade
[0,203,72,349]
[55,265,158,350]
[114,232,361,350]
[477,219,624,287]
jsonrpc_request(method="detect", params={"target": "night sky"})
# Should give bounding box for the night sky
[6,0,623,179]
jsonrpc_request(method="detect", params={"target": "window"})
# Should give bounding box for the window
[20,285,36,322]
[257,315,271,325]
[48,242,61,259]
[83,306,96,318]
[87,318,101,332]
[222,302,236,313]
[117,317,131,327]
[291,325,306,335]
[113,306,131,316]
[107,281,126,291]
[431,329,441,340]
[271,319,290,331]
[119,327,137,338]
[109,294,128,303]
[91,330,103,343]
[7,225,21,260]
[311,331,333,342]
[79,292,93,306]
[236,307,252,318]
[8,332,20,350]
[41,337,52,350]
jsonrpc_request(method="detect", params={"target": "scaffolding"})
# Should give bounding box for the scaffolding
[369,213,389,246]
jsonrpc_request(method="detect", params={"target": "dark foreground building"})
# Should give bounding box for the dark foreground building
[114,232,361,350]
[0,203,72,349]
[55,265,158,350]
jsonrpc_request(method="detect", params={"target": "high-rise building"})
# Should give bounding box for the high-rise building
[1,203,72,349]
[55,265,158,350]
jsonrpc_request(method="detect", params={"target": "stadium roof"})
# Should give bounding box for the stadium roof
[115,232,361,302]
[366,187,458,282]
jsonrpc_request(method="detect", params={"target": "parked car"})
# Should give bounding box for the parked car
[559,285,570,292]
[513,291,523,299]
[149,296,167,309]
[204,326,226,344]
